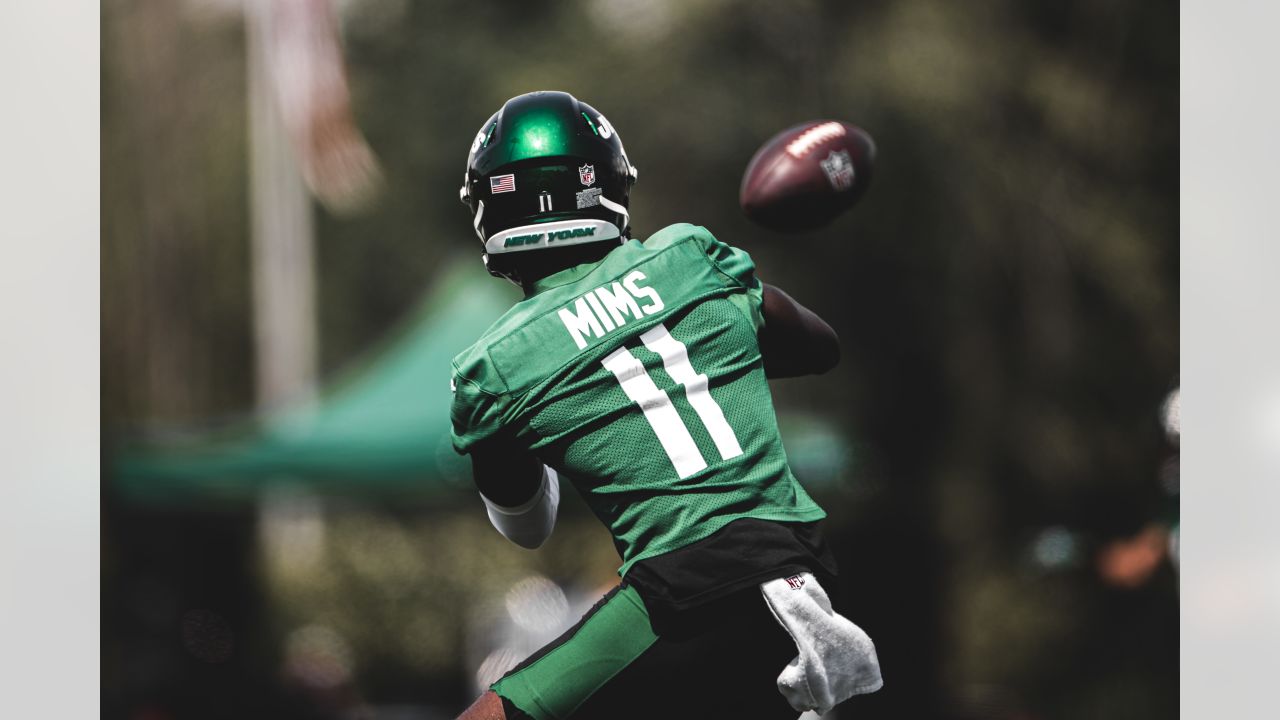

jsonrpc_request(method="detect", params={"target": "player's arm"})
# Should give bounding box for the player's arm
[470,438,560,549]
[758,283,840,378]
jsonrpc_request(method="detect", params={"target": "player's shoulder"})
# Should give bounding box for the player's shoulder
[643,222,759,293]
[450,288,567,397]
[451,336,486,375]
[451,299,542,396]
[643,223,752,272]
[641,222,722,252]
[451,339,502,397]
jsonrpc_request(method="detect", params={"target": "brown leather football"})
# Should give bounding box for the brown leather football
[739,120,876,232]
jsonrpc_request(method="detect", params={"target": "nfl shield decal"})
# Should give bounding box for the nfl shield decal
[819,150,855,191]
[578,164,596,186]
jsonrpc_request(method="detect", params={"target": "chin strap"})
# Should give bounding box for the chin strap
[598,195,629,236]
[472,199,486,241]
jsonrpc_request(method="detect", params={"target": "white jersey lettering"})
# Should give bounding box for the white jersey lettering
[558,297,605,350]
[559,271,666,350]
[594,282,643,326]
[623,271,664,315]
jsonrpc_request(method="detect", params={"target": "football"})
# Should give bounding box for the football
[739,120,876,232]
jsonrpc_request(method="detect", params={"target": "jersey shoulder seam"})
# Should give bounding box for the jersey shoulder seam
[694,230,754,291]
[450,357,506,399]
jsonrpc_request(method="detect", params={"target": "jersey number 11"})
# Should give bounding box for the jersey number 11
[601,323,744,479]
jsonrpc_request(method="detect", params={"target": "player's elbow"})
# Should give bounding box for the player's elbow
[760,283,840,376]
[762,329,841,378]
[795,313,841,375]
[811,329,841,374]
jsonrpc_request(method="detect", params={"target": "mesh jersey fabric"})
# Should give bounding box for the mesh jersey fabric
[450,223,826,574]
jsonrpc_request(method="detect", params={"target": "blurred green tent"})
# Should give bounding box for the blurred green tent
[113,257,516,505]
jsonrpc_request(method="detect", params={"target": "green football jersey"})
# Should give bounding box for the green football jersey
[450,223,825,574]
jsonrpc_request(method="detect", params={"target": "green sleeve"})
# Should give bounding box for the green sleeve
[693,226,766,331]
[449,352,509,455]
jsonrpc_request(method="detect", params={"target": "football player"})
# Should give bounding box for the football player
[451,91,881,720]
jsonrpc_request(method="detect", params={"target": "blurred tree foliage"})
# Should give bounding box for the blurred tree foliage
[103,0,1177,717]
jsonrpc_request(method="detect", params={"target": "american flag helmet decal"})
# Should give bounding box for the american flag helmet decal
[490,173,516,194]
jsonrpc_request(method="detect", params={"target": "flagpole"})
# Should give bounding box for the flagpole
[246,0,319,413]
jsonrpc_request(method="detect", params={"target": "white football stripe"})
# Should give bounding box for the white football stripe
[785,121,846,158]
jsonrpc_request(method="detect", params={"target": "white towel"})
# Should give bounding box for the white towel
[760,572,883,715]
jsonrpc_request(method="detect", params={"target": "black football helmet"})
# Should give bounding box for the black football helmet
[460,91,638,283]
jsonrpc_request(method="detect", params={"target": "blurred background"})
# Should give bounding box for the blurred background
[101,0,1178,718]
